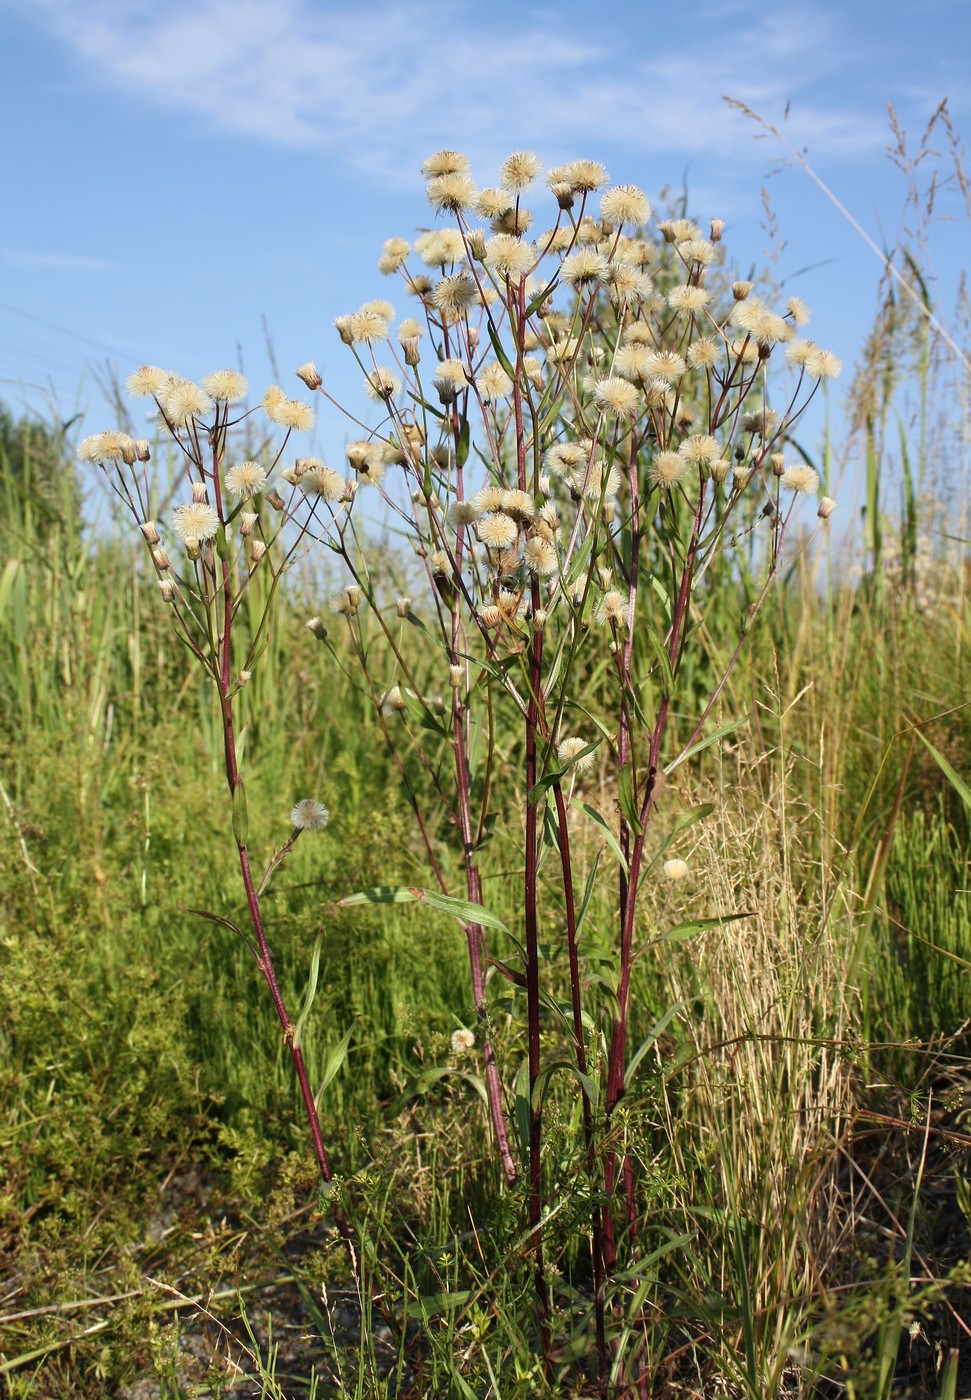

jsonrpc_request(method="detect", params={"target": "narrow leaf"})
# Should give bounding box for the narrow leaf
[232,778,248,846]
[293,933,323,1048]
[578,801,628,874]
[313,1025,354,1109]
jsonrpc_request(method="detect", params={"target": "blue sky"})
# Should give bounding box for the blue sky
[2,0,968,507]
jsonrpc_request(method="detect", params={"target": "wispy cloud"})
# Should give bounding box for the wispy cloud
[24,0,889,191]
[1,247,112,271]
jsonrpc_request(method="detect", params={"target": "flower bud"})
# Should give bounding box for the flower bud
[191,481,208,503]
[140,520,160,545]
[159,578,176,601]
[251,540,267,563]
[306,615,328,641]
[709,218,725,242]
[732,281,753,301]
[135,439,151,462]
[818,496,837,519]
[239,512,257,537]
[266,489,286,511]
[151,546,171,572]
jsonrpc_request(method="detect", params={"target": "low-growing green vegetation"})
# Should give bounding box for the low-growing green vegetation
[2,124,969,1399]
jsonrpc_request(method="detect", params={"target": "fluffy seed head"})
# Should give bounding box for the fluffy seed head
[560,248,608,286]
[172,501,219,545]
[687,337,720,369]
[432,272,479,317]
[663,858,689,881]
[414,229,466,266]
[365,369,402,401]
[805,347,842,380]
[484,234,534,280]
[161,379,213,425]
[781,464,820,494]
[600,184,651,226]
[451,1028,475,1054]
[596,589,630,629]
[557,736,596,772]
[557,159,609,193]
[266,397,315,431]
[225,460,268,499]
[477,361,513,400]
[427,172,478,213]
[346,309,391,345]
[290,798,329,831]
[593,377,641,416]
[650,452,687,488]
[202,369,248,402]
[606,264,653,307]
[477,513,519,549]
[476,186,514,220]
[126,365,170,398]
[379,237,410,273]
[300,463,347,502]
[78,430,137,463]
[500,150,542,190]
[422,150,470,179]
[523,536,557,576]
[434,359,471,402]
[668,285,713,315]
[679,434,721,466]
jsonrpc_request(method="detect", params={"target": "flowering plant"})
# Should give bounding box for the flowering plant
[82,145,839,1390]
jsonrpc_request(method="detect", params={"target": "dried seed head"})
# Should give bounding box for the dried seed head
[202,369,248,403]
[225,460,268,499]
[290,798,330,831]
[295,361,323,390]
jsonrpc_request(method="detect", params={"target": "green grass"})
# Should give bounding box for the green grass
[3,482,969,1395]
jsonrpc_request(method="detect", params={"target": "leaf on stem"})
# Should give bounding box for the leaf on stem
[313,1025,354,1110]
[338,885,512,934]
[232,778,248,846]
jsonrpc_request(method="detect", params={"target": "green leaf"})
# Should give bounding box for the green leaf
[617,764,643,836]
[645,624,675,698]
[531,1058,599,1110]
[293,933,323,1048]
[231,778,248,846]
[527,766,568,806]
[456,417,470,469]
[338,885,512,934]
[626,1002,689,1084]
[416,1290,474,1318]
[514,1058,531,1166]
[396,1065,489,1111]
[576,848,602,933]
[578,801,628,874]
[913,728,971,813]
[486,321,516,381]
[665,716,747,776]
[313,1025,354,1109]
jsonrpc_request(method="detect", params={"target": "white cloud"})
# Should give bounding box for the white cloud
[0,247,112,271]
[24,0,889,189]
